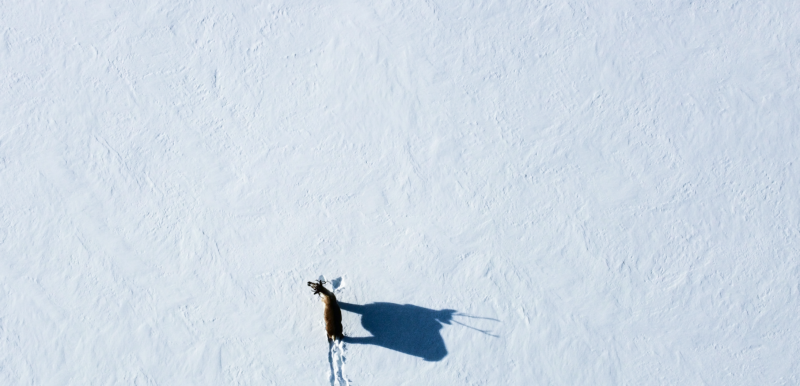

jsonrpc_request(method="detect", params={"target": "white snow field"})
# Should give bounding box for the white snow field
[2,0,799,384]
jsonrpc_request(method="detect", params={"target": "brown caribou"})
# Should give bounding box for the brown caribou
[307,279,344,342]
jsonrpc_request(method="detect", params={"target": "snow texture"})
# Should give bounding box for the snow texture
[2,0,799,385]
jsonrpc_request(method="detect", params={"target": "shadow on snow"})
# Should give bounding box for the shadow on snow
[339,302,497,362]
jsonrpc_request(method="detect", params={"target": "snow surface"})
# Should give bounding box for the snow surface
[2,0,800,385]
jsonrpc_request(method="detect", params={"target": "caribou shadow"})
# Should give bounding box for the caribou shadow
[339,302,455,362]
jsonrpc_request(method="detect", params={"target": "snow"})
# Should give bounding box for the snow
[2,0,799,384]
